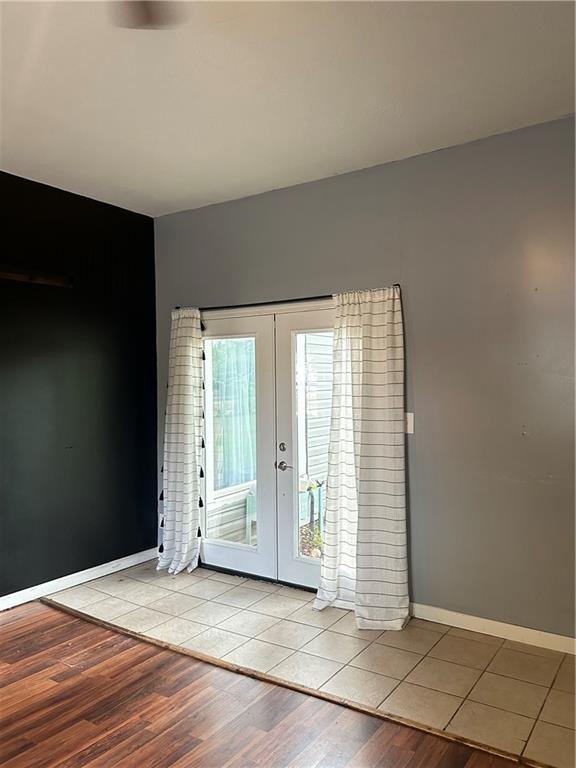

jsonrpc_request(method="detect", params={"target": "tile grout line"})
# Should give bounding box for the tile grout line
[59,571,561,675]
[244,607,354,683]
[179,589,311,659]
[375,630,449,714]
[426,645,500,674]
[441,644,509,746]
[223,637,300,674]
[45,594,563,740]
[441,644,571,757]
[54,585,566,728]
[95,565,571,656]
[79,574,218,629]
[298,620,377,687]
[461,691,543,722]
[519,652,569,756]
[140,563,574,656]
[215,599,296,668]
[314,624,445,706]
[57,568,567,671]
[318,635,401,706]
[108,600,571,736]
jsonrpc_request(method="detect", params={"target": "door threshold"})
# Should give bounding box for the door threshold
[198,561,317,595]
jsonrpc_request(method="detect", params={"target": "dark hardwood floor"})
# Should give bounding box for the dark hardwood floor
[0,602,516,768]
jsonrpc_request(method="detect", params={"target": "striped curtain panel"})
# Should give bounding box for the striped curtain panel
[158,308,204,574]
[314,286,409,630]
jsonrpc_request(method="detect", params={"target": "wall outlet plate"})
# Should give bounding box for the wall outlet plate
[405,412,415,434]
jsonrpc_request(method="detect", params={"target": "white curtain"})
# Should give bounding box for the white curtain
[158,308,204,574]
[314,286,409,630]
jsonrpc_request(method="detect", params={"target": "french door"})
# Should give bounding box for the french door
[201,302,334,588]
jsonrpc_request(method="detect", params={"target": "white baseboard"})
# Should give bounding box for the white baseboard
[0,549,157,612]
[412,602,575,655]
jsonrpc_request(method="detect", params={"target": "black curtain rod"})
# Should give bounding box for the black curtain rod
[174,285,401,312]
[174,294,332,312]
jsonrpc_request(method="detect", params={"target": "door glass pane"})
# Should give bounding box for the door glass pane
[295,331,333,559]
[205,337,257,546]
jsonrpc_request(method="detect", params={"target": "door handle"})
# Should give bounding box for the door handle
[276,461,293,471]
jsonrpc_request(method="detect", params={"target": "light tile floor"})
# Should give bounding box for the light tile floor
[49,562,575,768]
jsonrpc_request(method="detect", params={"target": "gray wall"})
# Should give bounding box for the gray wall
[155,118,575,637]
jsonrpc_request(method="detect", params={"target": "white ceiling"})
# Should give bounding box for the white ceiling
[1,2,573,217]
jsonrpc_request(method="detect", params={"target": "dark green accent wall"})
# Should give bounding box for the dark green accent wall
[0,172,157,596]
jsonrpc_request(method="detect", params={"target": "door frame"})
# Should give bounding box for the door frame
[200,298,334,585]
